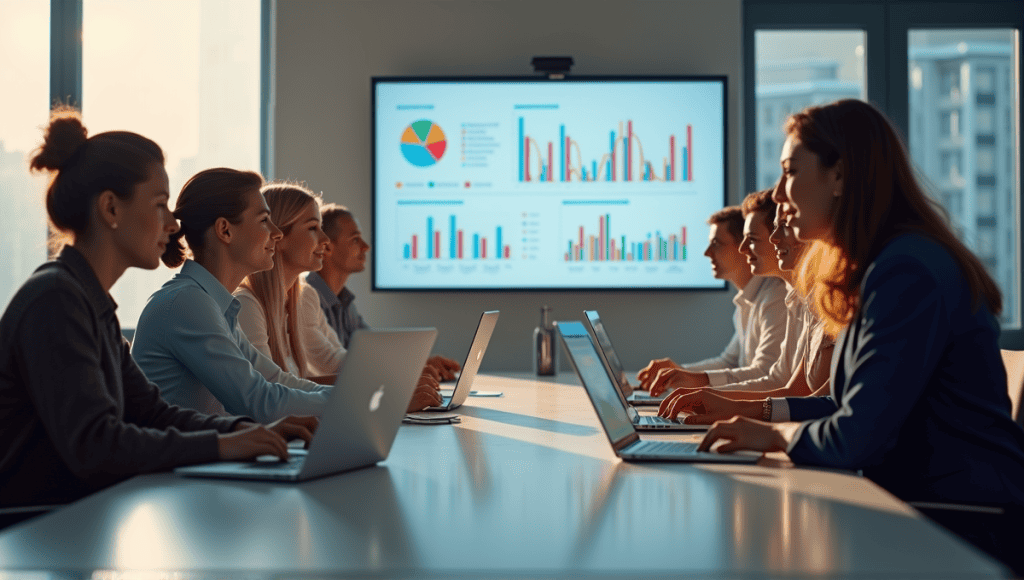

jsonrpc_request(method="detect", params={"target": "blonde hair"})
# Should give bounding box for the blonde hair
[239,182,320,376]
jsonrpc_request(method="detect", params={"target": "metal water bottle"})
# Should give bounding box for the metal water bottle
[533,305,556,376]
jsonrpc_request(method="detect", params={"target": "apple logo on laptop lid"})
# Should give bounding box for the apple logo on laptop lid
[369,385,385,412]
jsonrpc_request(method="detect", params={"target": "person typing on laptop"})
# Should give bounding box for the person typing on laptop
[654,198,834,417]
[636,206,787,397]
[307,204,460,381]
[131,169,443,422]
[0,108,316,509]
[676,100,1024,574]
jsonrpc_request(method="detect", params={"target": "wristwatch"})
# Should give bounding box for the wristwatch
[762,398,773,421]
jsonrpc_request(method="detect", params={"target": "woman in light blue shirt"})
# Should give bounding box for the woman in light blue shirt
[132,168,333,423]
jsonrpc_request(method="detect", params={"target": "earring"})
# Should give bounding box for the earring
[111,223,118,230]
[832,190,841,197]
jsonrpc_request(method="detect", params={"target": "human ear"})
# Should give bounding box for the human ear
[96,190,120,230]
[214,216,232,244]
[831,160,844,197]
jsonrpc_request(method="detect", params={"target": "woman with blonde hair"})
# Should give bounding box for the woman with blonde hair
[235,182,443,412]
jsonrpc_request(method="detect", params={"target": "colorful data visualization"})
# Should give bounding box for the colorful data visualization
[374,79,726,290]
[400,120,447,166]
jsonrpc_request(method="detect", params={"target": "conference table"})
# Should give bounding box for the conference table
[0,373,1008,578]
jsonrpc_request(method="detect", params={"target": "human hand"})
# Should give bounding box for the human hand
[648,368,710,397]
[636,358,680,390]
[697,415,788,454]
[427,355,461,381]
[658,389,761,423]
[418,372,440,391]
[406,381,444,412]
[218,424,289,461]
[265,415,319,448]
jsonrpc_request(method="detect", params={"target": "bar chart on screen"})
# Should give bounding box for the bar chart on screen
[518,116,695,184]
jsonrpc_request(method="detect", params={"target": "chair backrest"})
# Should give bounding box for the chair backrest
[999,349,1024,426]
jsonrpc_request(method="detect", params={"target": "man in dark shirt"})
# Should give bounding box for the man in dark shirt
[308,205,459,378]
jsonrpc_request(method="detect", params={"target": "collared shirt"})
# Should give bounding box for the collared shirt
[234,283,346,379]
[0,247,243,508]
[132,260,330,423]
[717,282,805,392]
[784,234,1024,507]
[305,272,369,349]
[686,275,788,386]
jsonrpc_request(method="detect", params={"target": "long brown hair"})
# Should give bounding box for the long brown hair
[239,182,321,376]
[788,99,1001,334]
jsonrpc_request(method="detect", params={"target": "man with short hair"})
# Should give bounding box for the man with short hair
[638,203,787,394]
[306,204,460,379]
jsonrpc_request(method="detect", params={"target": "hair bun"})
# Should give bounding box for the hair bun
[30,106,89,172]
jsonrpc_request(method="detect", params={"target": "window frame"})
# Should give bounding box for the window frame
[744,0,1024,347]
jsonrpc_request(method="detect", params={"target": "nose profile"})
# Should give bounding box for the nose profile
[269,220,284,240]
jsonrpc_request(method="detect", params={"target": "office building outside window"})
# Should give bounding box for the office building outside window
[0,1,50,311]
[754,31,866,191]
[908,30,1020,326]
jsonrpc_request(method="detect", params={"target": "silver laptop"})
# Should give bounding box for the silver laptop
[584,310,667,406]
[558,322,706,432]
[175,328,437,482]
[556,321,758,463]
[425,310,499,412]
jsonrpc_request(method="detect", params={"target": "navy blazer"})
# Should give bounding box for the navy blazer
[785,234,1024,507]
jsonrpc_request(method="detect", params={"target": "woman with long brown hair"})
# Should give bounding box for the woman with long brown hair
[692,99,1024,573]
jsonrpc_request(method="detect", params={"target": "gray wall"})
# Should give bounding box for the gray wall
[273,0,744,371]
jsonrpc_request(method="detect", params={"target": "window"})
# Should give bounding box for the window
[0,1,265,329]
[909,28,1019,327]
[82,0,262,329]
[753,30,867,190]
[746,1,1023,342]
[0,1,50,310]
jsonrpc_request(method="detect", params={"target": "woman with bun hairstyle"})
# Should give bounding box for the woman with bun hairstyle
[233,182,443,410]
[0,107,316,508]
[688,99,1024,573]
[131,169,338,423]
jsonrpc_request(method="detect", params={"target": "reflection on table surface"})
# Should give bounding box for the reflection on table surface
[0,374,1005,578]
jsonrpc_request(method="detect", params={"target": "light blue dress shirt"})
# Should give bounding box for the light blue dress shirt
[131,260,331,423]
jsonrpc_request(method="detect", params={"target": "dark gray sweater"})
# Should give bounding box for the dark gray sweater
[0,246,247,507]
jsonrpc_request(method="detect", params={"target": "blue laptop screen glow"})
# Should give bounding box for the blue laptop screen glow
[559,323,635,444]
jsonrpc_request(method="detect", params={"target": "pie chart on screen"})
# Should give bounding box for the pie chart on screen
[400,120,447,167]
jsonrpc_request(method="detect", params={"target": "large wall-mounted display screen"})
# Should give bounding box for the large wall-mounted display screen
[372,77,727,290]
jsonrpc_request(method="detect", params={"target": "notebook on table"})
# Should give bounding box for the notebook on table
[583,310,669,406]
[174,327,437,482]
[424,310,499,412]
[557,321,758,464]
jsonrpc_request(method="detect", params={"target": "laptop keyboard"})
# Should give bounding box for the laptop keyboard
[629,440,700,455]
[642,415,677,425]
[246,456,305,470]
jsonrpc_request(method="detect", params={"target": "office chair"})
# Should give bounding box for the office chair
[1000,349,1024,427]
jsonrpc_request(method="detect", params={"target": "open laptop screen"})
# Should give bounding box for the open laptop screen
[584,311,630,391]
[556,322,635,446]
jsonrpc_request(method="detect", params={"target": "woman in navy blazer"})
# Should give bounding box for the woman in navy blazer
[679,99,1024,573]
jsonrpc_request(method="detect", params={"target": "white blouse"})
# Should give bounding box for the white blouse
[234,283,347,381]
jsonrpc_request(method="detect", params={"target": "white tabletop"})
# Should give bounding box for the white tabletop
[0,374,1006,578]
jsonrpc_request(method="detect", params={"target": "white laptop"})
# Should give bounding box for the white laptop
[425,310,499,412]
[175,328,437,482]
[584,310,668,406]
[557,321,758,464]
